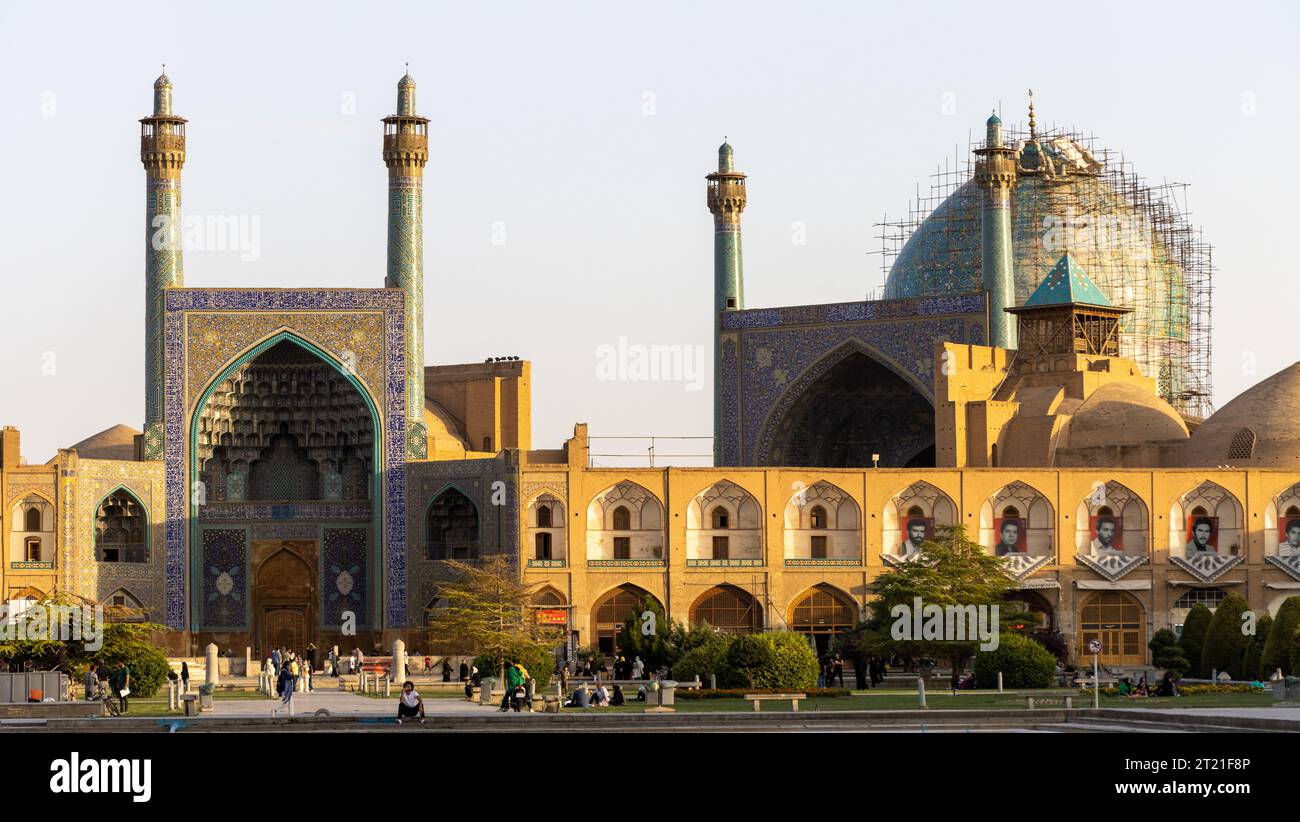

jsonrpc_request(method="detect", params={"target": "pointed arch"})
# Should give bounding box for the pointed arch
[1168,480,1243,557]
[590,584,662,655]
[787,583,857,655]
[755,339,935,468]
[527,493,567,564]
[979,480,1054,557]
[1073,480,1148,557]
[686,480,762,563]
[425,484,480,560]
[1264,482,1300,556]
[690,584,763,634]
[187,329,385,632]
[585,481,664,562]
[782,480,861,562]
[95,485,151,563]
[883,480,958,556]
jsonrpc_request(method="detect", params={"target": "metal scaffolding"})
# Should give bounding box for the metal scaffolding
[875,124,1214,420]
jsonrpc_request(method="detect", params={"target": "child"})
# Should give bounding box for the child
[396,681,425,724]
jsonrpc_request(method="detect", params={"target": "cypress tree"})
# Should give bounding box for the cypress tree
[1179,603,1212,678]
[1201,592,1251,680]
[1262,596,1300,678]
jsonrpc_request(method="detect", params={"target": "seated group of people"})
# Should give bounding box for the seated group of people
[1116,672,1179,698]
[566,682,644,708]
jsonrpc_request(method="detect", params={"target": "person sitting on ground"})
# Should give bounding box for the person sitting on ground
[396,681,425,724]
[1117,676,1133,696]
[611,684,625,706]
[1133,676,1149,697]
[636,684,647,702]
[594,683,610,707]
[1154,671,1179,697]
[569,685,590,708]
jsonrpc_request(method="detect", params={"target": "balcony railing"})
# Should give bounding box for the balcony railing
[587,558,664,568]
[527,559,566,569]
[10,561,54,571]
[686,558,763,568]
[784,558,862,567]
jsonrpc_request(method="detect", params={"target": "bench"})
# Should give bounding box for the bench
[1025,693,1074,709]
[744,693,806,712]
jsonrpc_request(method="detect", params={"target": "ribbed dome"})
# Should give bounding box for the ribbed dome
[1184,363,1300,467]
[1065,382,1188,449]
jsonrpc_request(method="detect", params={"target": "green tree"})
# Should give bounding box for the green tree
[1179,603,1213,677]
[0,594,168,697]
[424,555,563,683]
[615,595,676,670]
[1262,596,1300,677]
[867,525,1017,686]
[720,634,774,689]
[1201,592,1252,679]
[1242,614,1272,681]
[1148,628,1189,678]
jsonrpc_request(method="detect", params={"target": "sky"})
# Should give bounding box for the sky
[1,1,1297,465]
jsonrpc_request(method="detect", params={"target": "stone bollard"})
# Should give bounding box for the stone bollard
[392,639,406,683]
[205,643,219,687]
[479,677,496,705]
[918,676,927,709]
[659,680,677,707]
[384,678,391,698]
[997,671,1003,693]
[245,646,253,678]
[710,673,717,690]
[168,679,178,710]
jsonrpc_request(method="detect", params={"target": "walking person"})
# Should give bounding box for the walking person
[180,660,190,694]
[306,643,317,674]
[459,661,469,682]
[276,659,296,715]
[441,659,452,682]
[112,661,130,714]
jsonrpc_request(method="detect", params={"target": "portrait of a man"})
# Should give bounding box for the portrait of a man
[1090,515,1123,556]
[1185,515,1217,556]
[901,518,932,555]
[1280,518,1300,558]
[993,518,1025,556]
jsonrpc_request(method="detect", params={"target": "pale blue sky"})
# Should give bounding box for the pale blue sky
[1,1,1297,463]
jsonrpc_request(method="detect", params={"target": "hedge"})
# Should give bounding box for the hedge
[1179,604,1213,678]
[1262,596,1300,677]
[678,688,850,700]
[971,632,1056,689]
[1201,592,1252,679]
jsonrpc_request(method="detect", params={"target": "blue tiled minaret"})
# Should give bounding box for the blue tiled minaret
[383,68,429,458]
[974,108,1018,350]
[140,68,186,458]
[707,141,747,462]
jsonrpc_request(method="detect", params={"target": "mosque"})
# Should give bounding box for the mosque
[3,72,1300,671]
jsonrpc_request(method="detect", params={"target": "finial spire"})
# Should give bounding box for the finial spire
[1027,88,1037,139]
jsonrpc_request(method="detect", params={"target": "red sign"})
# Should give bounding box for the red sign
[536,609,568,625]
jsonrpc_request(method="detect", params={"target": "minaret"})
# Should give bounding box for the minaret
[707,141,747,462]
[140,68,186,456]
[974,108,1018,350]
[383,67,430,458]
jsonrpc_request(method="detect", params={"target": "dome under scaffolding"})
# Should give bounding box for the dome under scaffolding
[878,122,1214,420]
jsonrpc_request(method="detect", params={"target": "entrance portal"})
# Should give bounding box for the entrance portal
[253,541,317,657]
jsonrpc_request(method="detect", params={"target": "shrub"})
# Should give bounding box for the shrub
[1202,592,1252,679]
[1262,597,1300,677]
[1243,614,1272,681]
[751,632,819,691]
[719,634,775,689]
[1149,628,1189,678]
[972,632,1056,689]
[1291,633,1300,680]
[671,635,729,684]
[92,624,170,699]
[1179,604,1213,677]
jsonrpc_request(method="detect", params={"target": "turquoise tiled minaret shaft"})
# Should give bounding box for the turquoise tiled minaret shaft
[383,70,430,458]
[140,70,187,458]
[974,110,1017,350]
[707,142,747,462]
